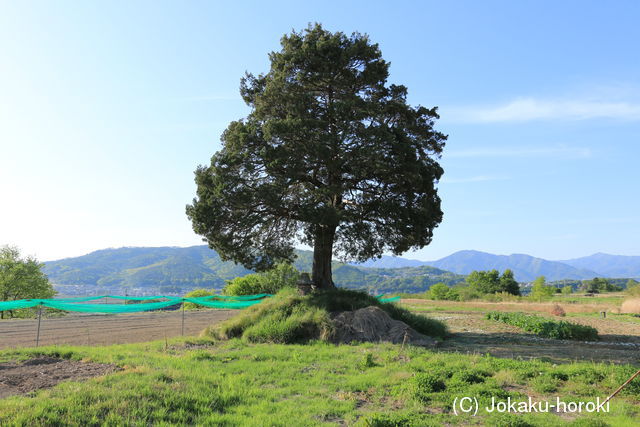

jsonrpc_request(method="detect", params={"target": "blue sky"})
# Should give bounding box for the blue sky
[1,1,638,262]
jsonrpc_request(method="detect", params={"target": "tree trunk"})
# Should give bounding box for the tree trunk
[312,226,336,289]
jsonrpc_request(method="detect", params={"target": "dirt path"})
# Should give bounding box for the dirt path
[0,309,237,349]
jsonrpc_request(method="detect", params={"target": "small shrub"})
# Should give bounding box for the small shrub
[550,304,566,317]
[482,292,521,303]
[485,311,598,341]
[412,372,446,402]
[530,374,560,393]
[561,285,573,295]
[183,289,215,310]
[358,353,377,369]
[450,369,488,385]
[454,284,482,301]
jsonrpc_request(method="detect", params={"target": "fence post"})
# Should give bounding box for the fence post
[181,300,185,336]
[35,304,43,347]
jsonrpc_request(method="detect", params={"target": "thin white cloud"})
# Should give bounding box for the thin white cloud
[445,97,640,123]
[440,175,509,184]
[447,145,592,159]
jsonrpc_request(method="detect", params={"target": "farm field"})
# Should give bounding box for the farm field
[1,297,639,425]
[0,309,236,349]
[405,298,640,365]
[1,338,639,426]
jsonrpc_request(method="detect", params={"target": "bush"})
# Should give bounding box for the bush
[427,283,459,301]
[183,289,215,310]
[223,263,300,296]
[625,281,640,297]
[485,311,598,341]
[209,287,448,343]
[454,284,481,301]
[561,285,573,295]
[482,292,521,303]
[550,304,566,317]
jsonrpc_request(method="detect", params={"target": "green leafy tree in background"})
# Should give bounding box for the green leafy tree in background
[580,277,622,293]
[466,269,520,296]
[561,285,573,295]
[428,283,451,300]
[530,276,555,300]
[499,269,521,295]
[186,24,446,289]
[0,246,55,319]
[224,263,301,296]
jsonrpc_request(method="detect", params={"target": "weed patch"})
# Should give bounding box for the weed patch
[486,311,599,341]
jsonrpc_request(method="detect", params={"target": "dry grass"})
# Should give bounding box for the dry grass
[402,299,620,314]
[620,298,640,314]
[551,304,566,317]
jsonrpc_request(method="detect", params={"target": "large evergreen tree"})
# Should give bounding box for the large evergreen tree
[187,24,447,289]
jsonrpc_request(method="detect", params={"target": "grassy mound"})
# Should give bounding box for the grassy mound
[205,288,447,343]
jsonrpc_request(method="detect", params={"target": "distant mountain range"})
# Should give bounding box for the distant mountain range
[44,246,463,294]
[559,253,640,278]
[354,250,640,282]
[44,246,639,295]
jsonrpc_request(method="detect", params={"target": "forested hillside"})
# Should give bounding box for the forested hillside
[44,246,464,293]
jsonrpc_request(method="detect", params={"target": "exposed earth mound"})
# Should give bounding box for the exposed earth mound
[0,356,119,399]
[330,306,438,346]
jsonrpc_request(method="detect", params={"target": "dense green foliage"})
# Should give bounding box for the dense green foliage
[183,289,214,310]
[0,246,55,319]
[426,282,459,300]
[486,311,599,341]
[223,263,300,296]
[579,277,623,293]
[549,277,631,292]
[186,24,447,288]
[211,288,447,343]
[626,279,640,296]
[334,265,463,294]
[466,269,520,296]
[530,276,556,300]
[0,340,638,425]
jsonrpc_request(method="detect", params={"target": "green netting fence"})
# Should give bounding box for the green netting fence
[0,294,272,313]
[1,292,402,348]
[0,292,400,314]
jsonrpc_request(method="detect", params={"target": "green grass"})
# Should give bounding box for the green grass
[0,339,639,426]
[486,311,599,341]
[209,288,448,343]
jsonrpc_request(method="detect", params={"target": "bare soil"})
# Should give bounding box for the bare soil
[429,310,640,365]
[0,356,118,398]
[0,309,237,349]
